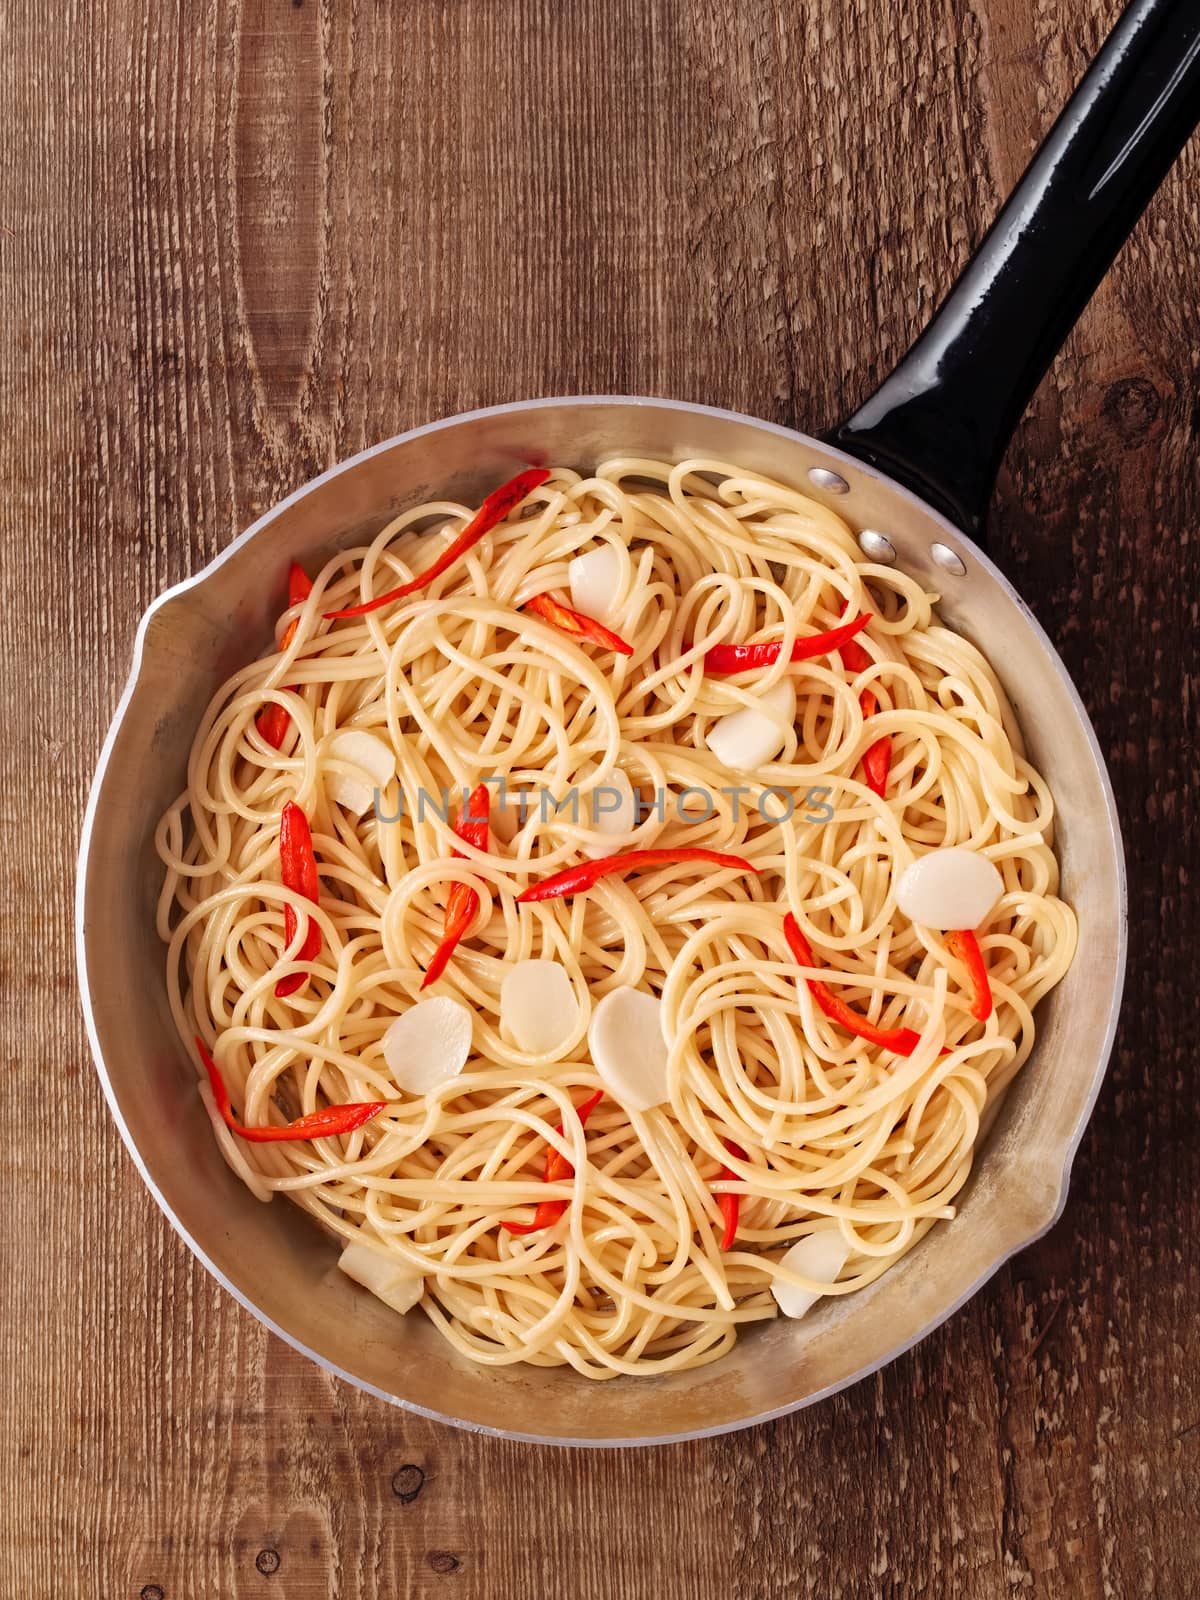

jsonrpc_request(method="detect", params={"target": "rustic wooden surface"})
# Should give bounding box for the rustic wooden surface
[2,0,1197,1595]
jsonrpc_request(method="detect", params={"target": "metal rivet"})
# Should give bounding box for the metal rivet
[857,530,897,563]
[930,542,967,576]
[808,467,850,495]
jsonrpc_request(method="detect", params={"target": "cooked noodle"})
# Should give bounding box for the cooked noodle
[155,458,1076,1377]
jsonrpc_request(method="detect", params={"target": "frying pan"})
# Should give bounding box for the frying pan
[77,0,1198,1444]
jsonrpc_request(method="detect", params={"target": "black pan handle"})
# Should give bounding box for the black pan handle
[829,0,1200,540]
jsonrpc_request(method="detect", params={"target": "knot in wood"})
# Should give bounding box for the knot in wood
[1101,376,1162,446]
[391,1463,426,1503]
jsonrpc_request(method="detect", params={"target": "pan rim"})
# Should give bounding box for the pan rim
[75,393,1128,1446]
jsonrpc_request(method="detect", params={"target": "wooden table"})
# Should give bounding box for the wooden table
[3,1,1197,1595]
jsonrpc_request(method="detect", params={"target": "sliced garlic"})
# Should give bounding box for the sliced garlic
[770,1230,851,1319]
[896,846,1004,930]
[501,959,580,1055]
[338,1240,423,1315]
[587,986,670,1112]
[569,544,624,624]
[326,729,397,816]
[705,678,797,773]
[382,996,472,1096]
[332,774,376,816]
[581,768,637,858]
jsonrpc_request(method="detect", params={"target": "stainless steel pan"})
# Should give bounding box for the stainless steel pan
[77,0,1199,1444]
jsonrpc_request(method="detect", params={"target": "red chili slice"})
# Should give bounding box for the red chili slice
[523,592,634,655]
[421,784,491,989]
[839,604,892,797]
[715,1139,749,1249]
[783,913,921,1056]
[946,928,993,1021]
[704,613,869,674]
[276,801,321,998]
[325,468,552,619]
[196,1036,385,1143]
[256,563,313,749]
[517,848,757,904]
[502,1090,605,1234]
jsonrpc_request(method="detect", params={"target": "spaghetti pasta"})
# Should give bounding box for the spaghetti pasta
[155,458,1075,1377]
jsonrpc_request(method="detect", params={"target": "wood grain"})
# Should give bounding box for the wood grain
[1,0,1197,1595]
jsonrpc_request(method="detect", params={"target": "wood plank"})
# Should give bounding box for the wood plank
[1,0,1197,1595]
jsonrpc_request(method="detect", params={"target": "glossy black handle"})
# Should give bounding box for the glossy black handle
[830,0,1200,539]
